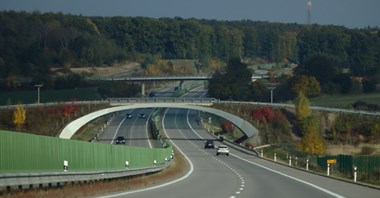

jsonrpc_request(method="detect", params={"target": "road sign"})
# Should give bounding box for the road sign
[327,159,337,164]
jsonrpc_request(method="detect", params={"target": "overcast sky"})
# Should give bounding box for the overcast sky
[1,0,379,28]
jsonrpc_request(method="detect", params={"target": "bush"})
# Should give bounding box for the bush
[358,146,375,155]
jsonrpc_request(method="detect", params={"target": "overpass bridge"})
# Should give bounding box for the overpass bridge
[86,75,267,95]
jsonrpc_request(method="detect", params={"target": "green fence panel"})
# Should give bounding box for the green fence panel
[316,154,380,183]
[0,130,172,173]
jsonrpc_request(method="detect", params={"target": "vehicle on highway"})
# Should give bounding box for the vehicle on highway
[204,140,215,149]
[216,145,229,156]
[139,113,146,118]
[115,136,126,144]
[126,113,132,119]
[148,92,156,97]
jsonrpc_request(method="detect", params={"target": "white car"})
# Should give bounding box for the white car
[216,145,229,156]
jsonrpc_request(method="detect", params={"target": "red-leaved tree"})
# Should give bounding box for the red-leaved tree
[221,120,235,133]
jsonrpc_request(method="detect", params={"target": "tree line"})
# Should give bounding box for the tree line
[0,11,379,91]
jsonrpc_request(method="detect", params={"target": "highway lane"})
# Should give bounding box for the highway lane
[97,80,206,148]
[98,108,380,198]
[97,108,161,148]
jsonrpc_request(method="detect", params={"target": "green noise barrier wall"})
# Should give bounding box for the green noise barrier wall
[0,130,173,173]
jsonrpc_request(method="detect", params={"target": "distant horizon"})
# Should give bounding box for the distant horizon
[1,0,379,29]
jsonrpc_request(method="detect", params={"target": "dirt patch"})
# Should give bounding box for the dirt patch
[1,149,189,198]
[326,144,380,155]
[70,62,142,77]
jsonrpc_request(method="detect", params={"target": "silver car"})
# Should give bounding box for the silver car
[216,145,229,156]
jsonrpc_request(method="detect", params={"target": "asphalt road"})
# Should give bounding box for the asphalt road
[97,108,162,148]
[97,108,380,198]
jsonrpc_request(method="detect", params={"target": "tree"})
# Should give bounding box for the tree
[294,55,339,93]
[221,120,235,133]
[295,92,311,125]
[208,58,252,100]
[13,104,26,130]
[332,73,352,94]
[290,75,321,97]
[296,116,326,156]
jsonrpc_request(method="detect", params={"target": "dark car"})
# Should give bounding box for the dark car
[139,113,146,118]
[148,92,156,97]
[125,113,132,119]
[204,140,215,149]
[115,136,126,144]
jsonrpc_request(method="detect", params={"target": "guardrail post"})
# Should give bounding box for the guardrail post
[289,157,292,166]
[354,166,357,182]
[306,159,309,171]
[63,160,68,172]
[327,163,330,176]
[260,149,263,157]
[274,153,277,162]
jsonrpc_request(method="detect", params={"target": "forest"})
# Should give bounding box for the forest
[0,11,379,94]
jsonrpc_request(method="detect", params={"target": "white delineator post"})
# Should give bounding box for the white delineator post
[354,167,357,182]
[289,157,292,166]
[261,150,263,158]
[306,159,309,171]
[274,153,277,162]
[64,160,68,172]
[327,163,330,176]
[125,161,129,169]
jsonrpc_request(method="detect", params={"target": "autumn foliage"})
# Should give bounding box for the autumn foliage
[295,93,326,155]
[13,104,26,130]
[221,120,235,133]
[47,101,80,117]
[295,92,311,125]
[251,107,275,123]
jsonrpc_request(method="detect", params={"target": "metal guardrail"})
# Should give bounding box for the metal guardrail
[108,97,217,104]
[0,162,171,190]
[86,75,212,81]
[1,98,378,116]
[216,101,380,116]
[0,100,108,110]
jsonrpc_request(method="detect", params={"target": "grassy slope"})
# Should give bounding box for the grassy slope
[0,87,101,105]
[309,93,380,108]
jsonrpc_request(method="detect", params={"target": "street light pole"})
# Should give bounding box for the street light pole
[268,86,276,103]
[35,84,43,104]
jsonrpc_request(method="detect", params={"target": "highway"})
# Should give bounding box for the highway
[97,108,161,148]
[96,107,380,198]
[97,83,379,197]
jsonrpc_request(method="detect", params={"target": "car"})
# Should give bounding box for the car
[216,144,229,156]
[115,136,126,144]
[125,113,132,119]
[148,92,156,97]
[204,140,215,149]
[139,113,146,118]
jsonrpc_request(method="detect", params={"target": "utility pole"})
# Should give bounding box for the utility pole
[307,0,312,25]
[268,86,276,103]
[35,84,43,104]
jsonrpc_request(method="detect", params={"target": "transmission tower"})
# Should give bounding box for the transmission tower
[307,0,312,25]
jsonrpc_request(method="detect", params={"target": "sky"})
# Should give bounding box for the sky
[0,0,379,28]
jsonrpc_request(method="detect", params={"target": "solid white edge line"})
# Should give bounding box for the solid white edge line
[231,154,345,198]
[96,108,194,198]
[145,111,153,149]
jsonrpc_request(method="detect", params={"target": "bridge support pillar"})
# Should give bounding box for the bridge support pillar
[141,82,145,96]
